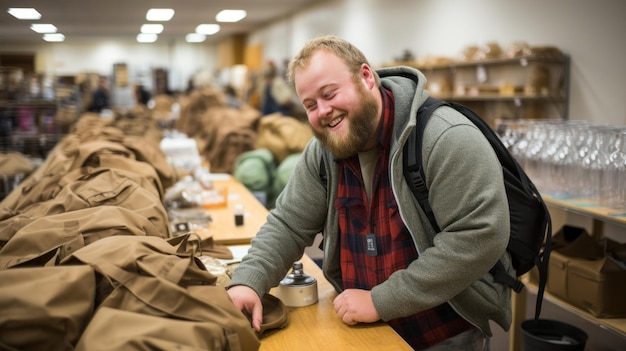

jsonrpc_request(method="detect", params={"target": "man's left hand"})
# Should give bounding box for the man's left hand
[333,288,380,325]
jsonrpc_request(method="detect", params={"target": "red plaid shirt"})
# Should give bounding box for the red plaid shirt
[336,87,473,350]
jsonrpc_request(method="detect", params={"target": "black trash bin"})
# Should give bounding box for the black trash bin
[521,319,588,351]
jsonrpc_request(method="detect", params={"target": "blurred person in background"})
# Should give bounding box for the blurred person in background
[87,76,110,113]
[260,61,294,116]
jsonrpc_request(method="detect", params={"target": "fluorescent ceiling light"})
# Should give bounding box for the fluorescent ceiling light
[31,24,57,33]
[43,33,65,42]
[137,33,158,43]
[141,24,164,34]
[195,24,220,35]
[146,8,174,21]
[8,8,41,20]
[215,9,247,23]
[186,33,206,43]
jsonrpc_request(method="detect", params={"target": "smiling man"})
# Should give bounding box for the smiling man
[227,35,511,350]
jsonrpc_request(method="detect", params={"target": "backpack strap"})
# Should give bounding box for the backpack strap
[403,98,527,291]
[403,97,447,232]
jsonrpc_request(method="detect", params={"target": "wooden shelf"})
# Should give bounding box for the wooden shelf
[431,94,567,102]
[391,52,572,122]
[543,195,626,228]
[414,55,569,71]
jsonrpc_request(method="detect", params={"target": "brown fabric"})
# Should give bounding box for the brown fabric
[176,88,225,136]
[75,307,242,351]
[0,166,169,247]
[175,88,262,174]
[70,115,123,143]
[259,293,289,335]
[0,265,96,351]
[0,108,263,350]
[62,235,260,351]
[0,206,162,269]
[256,114,314,163]
[68,140,135,171]
[196,106,261,173]
[0,152,34,176]
[0,135,80,213]
[96,153,165,200]
[0,152,35,199]
[168,233,234,260]
[0,139,135,215]
[61,235,217,297]
[121,135,176,190]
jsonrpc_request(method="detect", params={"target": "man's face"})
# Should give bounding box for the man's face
[294,51,380,159]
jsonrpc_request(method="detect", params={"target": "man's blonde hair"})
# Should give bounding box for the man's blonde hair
[287,35,380,87]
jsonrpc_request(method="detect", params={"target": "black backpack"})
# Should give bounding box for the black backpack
[403,97,552,320]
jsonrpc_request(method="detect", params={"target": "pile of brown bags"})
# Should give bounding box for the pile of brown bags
[0,113,260,351]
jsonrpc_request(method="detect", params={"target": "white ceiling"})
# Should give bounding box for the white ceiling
[0,0,322,44]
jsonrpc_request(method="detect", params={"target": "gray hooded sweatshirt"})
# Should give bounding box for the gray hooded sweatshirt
[228,65,512,336]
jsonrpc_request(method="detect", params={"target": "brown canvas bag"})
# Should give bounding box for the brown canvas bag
[0,136,80,215]
[0,139,139,217]
[0,151,34,176]
[0,166,169,246]
[75,307,240,351]
[0,206,162,269]
[96,153,165,200]
[61,235,260,351]
[121,135,177,190]
[0,265,96,351]
[255,113,314,164]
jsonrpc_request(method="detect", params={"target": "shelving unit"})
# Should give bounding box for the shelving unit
[402,54,571,126]
[509,195,626,351]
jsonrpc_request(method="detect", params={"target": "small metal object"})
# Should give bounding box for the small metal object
[275,261,318,307]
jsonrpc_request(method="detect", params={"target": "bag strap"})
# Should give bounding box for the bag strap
[534,205,552,320]
[403,96,446,233]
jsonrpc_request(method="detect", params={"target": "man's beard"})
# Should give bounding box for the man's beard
[313,86,379,159]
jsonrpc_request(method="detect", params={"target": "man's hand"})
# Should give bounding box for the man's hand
[333,288,380,325]
[227,285,263,332]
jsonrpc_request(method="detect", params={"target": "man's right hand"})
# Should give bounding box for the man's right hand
[227,285,263,332]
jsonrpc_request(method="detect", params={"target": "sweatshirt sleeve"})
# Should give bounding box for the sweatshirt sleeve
[228,140,328,296]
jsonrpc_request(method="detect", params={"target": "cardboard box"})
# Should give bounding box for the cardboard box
[546,225,596,300]
[567,255,626,318]
[545,226,626,318]
[547,250,569,300]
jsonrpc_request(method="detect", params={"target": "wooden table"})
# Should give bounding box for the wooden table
[204,176,411,350]
[203,175,270,245]
[263,254,412,351]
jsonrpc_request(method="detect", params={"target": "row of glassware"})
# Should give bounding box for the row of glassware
[496,118,626,211]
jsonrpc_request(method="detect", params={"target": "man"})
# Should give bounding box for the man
[227,35,512,350]
[87,76,110,113]
[260,61,294,116]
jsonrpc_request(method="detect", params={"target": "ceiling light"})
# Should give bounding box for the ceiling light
[8,8,41,20]
[146,8,174,21]
[31,24,57,33]
[215,9,247,23]
[195,24,220,35]
[43,33,65,42]
[137,33,158,43]
[186,33,206,43]
[141,24,164,34]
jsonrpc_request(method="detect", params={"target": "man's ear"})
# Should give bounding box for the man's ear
[360,63,377,90]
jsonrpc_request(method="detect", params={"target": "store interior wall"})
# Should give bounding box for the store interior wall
[1,0,624,125]
[251,0,626,126]
[0,39,218,94]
